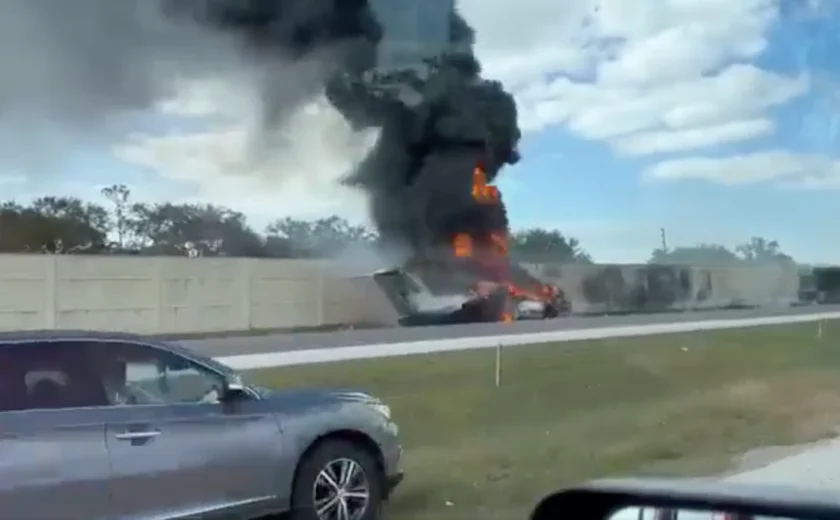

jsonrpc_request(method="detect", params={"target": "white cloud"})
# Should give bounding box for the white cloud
[115,92,378,225]
[644,151,840,186]
[515,63,807,157]
[461,0,807,154]
[459,0,598,88]
[613,118,774,155]
[594,0,775,85]
[153,78,256,119]
[112,0,812,222]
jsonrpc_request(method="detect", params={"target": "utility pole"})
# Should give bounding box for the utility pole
[660,227,668,252]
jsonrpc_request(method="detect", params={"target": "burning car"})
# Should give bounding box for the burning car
[372,266,567,326]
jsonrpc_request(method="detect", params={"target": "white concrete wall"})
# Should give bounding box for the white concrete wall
[525,262,800,313]
[0,255,392,334]
[0,255,802,334]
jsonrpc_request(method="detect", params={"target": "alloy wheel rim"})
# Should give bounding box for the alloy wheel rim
[312,457,370,520]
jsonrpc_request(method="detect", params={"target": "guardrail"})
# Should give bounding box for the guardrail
[215,311,840,370]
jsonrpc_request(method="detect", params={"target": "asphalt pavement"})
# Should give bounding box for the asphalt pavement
[727,436,840,489]
[178,304,840,357]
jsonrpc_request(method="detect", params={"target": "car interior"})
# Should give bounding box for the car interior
[0,342,114,411]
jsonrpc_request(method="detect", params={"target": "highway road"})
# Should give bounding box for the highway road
[178,304,839,357]
[728,437,840,489]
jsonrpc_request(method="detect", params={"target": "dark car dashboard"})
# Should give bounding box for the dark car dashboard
[532,478,840,520]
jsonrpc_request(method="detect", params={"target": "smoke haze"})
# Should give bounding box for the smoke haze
[0,0,521,260]
[0,0,376,165]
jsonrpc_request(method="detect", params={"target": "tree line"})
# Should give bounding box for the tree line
[650,239,796,266]
[0,184,795,265]
[0,185,592,261]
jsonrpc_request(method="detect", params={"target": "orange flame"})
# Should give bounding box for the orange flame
[451,163,560,324]
[471,166,499,204]
[453,233,473,257]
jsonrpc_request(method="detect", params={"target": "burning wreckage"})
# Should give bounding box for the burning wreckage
[331,14,567,324]
[371,166,570,326]
[342,66,570,325]
[190,0,567,324]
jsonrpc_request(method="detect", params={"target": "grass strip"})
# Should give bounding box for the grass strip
[249,320,840,519]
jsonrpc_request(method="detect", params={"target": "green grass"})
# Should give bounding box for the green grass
[249,320,840,519]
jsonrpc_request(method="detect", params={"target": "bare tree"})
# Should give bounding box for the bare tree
[101,184,131,249]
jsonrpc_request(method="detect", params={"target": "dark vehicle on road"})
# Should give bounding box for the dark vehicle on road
[0,330,403,520]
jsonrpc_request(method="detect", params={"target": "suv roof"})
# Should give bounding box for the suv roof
[0,329,238,376]
[0,329,151,342]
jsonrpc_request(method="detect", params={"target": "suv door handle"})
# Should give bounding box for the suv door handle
[114,430,161,441]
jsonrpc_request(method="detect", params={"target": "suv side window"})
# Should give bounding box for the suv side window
[0,340,109,412]
[88,342,226,406]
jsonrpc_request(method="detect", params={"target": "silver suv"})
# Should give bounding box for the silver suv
[0,330,403,520]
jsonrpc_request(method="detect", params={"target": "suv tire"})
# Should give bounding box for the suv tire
[290,439,384,520]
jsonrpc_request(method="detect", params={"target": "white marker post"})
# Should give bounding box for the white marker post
[495,342,502,387]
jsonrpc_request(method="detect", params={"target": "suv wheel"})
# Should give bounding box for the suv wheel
[290,439,384,520]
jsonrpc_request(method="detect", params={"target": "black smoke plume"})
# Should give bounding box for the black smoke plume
[196,0,522,255]
[0,0,521,257]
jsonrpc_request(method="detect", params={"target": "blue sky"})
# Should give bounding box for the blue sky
[3,0,840,264]
[495,0,840,263]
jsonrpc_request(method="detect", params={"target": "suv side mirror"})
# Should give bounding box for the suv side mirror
[221,374,247,400]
